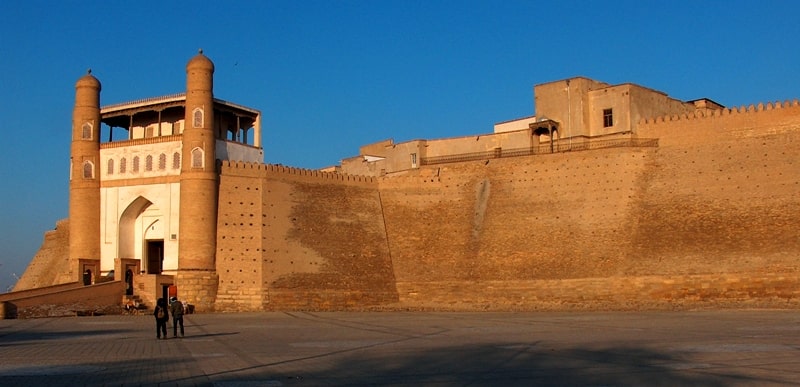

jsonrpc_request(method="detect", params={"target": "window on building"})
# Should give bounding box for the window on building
[120,158,127,174]
[145,155,153,171]
[132,156,140,173]
[82,160,94,179]
[172,152,181,169]
[82,122,92,140]
[107,159,114,175]
[411,153,418,168]
[193,108,204,128]
[603,108,613,128]
[158,153,166,170]
[191,147,204,168]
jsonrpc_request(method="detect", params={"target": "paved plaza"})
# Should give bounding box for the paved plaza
[1,310,799,386]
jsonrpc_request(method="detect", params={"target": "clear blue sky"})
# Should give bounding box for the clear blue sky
[1,0,799,292]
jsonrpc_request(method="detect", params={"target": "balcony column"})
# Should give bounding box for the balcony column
[236,115,241,143]
[253,114,261,148]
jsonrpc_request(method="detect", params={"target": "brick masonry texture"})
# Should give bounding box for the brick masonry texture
[14,219,72,290]
[214,164,397,311]
[15,102,800,312]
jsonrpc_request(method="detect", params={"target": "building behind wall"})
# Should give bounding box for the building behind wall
[12,55,800,314]
[340,77,726,176]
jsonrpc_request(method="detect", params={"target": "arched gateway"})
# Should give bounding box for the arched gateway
[67,51,263,312]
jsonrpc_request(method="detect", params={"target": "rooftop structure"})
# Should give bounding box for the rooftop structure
[338,76,725,176]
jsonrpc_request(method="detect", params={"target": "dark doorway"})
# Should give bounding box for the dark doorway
[125,269,134,295]
[162,285,171,304]
[146,240,164,274]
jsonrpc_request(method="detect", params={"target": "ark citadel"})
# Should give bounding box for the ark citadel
[2,52,799,317]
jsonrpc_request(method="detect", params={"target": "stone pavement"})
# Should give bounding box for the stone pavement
[0,310,799,386]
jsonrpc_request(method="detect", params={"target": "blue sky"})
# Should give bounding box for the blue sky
[1,0,799,292]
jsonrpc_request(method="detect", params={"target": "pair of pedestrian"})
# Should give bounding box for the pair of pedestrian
[153,296,185,339]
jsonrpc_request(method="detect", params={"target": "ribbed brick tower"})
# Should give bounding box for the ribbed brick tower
[177,50,219,311]
[69,70,102,280]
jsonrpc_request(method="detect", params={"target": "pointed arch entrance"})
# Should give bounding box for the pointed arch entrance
[119,196,166,274]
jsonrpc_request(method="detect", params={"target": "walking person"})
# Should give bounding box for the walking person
[169,296,185,338]
[153,298,169,340]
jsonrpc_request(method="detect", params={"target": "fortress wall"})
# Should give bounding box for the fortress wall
[638,99,800,146]
[215,170,266,312]
[397,273,800,311]
[380,148,653,287]
[473,150,652,280]
[218,161,397,311]
[626,136,800,275]
[219,161,377,186]
[628,100,800,276]
[13,219,72,291]
[378,170,471,282]
[15,100,800,313]
[381,102,800,309]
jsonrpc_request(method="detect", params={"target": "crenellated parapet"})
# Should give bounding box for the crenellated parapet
[639,99,800,127]
[637,99,800,145]
[219,160,377,186]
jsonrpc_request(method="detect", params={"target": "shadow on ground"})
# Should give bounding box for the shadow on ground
[0,341,759,386]
[205,343,759,386]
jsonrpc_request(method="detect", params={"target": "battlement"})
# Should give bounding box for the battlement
[219,160,377,186]
[637,98,800,147]
[640,99,800,126]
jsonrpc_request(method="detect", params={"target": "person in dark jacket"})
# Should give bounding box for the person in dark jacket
[169,296,185,338]
[153,298,169,339]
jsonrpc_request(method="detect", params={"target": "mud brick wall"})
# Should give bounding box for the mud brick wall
[396,273,800,311]
[382,101,800,309]
[380,147,654,284]
[217,163,397,311]
[215,166,266,312]
[632,101,800,276]
[13,219,72,291]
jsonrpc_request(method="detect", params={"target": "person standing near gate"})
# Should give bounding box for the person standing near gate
[153,298,169,340]
[169,296,185,338]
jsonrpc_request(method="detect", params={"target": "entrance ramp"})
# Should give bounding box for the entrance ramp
[0,281,125,319]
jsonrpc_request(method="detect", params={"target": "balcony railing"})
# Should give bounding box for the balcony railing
[100,134,182,149]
